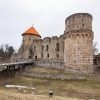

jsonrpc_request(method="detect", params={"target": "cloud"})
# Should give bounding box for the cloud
[0,0,100,51]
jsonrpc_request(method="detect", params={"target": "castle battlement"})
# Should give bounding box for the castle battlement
[65,13,92,22]
[65,13,92,33]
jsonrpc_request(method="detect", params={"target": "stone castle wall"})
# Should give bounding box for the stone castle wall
[31,35,64,60]
[65,13,92,32]
[64,13,94,73]
[12,13,94,74]
[33,59,65,69]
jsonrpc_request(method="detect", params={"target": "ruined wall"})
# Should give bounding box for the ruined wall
[42,37,51,59]
[33,60,65,69]
[64,13,94,73]
[32,36,64,60]
[23,35,40,46]
[15,12,94,74]
[32,39,42,60]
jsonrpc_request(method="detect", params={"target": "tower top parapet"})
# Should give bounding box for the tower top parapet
[65,13,93,33]
[65,13,92,22]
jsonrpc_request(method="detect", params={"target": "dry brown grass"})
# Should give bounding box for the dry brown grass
[0,67,100,100]
[0,89,82,100]
[26,67,64,74]
[0,76,100,100]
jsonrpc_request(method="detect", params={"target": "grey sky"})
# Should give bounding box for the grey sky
[0,0,100,52]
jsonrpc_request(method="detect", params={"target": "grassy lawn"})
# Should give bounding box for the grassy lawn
[0,89,82,100]
[0,66,100,99]
[0,75,100,100]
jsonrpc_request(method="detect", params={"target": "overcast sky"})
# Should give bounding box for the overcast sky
[0,0,100,52]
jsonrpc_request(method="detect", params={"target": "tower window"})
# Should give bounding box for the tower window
[46,45,49,51]
[47,53,49,58]
[86,34,88,36]
[56,54,59,58]
[56,43,59,51]
[42,45,44,51]
[41,53,43,58]
[29,38,31,40]
[35,55,37,60]
[74,60,76,63]
[34,46,36,51]
[77,34,79,36]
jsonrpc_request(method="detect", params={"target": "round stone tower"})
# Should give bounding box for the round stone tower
[22,26,41,46]
[19,26,41,59]
[64,13,94,73]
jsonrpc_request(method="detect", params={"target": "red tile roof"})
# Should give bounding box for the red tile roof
[22,26,40,37]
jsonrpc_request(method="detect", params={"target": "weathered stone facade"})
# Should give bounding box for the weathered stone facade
[18,35,64,61]
[12,13,94,74]
[64,13,94,73]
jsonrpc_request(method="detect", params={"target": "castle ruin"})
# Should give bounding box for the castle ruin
[11,13,94,74]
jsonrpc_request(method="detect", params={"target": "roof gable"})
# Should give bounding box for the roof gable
[22,26,40,37]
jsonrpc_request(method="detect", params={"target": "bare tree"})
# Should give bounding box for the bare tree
[0,44,15,59]
[93,42,98,55]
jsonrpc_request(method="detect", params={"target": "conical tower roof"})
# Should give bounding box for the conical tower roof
[22,26,41,37]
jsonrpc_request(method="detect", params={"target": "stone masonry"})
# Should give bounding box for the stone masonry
[64,13,94,73]
[11,13,94,74]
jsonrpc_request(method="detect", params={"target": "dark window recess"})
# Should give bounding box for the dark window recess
[47,53,49,58]
[30,47,32,54]
[46,45,49,51]
[35,56,37,60]
[77,34,79,36]
[93,58,97,65]
[63,42,64,51]
[41,53,43,58]
[29,56,31,59]
[42,45,44,51]
[74,60,76,63]
[34,46,36,51]
[56,43,59,51]
[29,38,31,40]
[86,34,88,36]
[56,54,59,58]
